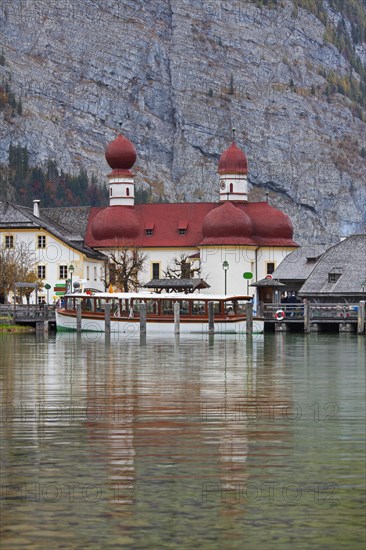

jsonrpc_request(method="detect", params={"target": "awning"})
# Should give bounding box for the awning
[144,278,210,293]
[250,278,285,287]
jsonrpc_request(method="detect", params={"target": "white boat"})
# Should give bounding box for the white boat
[55,292,264,334]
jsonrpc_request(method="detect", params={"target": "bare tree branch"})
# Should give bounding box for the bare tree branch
[0,242,42,303]
[106,246,147,292]
[163,253,202,279]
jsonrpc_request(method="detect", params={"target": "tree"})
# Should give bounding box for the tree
[107,247,147,292]
[163,253,202,279]
[0,242,42,303]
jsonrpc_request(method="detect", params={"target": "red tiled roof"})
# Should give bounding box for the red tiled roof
[84,202,298,248]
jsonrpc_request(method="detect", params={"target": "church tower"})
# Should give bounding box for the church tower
[218,132,248,202]
[105,133,137,206]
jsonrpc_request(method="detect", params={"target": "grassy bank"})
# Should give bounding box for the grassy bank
[0,322,35,333]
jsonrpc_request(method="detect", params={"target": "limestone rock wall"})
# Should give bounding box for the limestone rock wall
[0,0,365,243]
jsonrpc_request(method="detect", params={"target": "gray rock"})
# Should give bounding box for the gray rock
[0,0,365,243]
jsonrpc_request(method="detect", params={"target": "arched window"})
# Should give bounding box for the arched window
[229,183,233,193]
[110,187,112,196]
[126,188,130,196]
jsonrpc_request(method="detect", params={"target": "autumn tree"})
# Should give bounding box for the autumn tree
[106,247,147,292]
[163,253,202,279]
[0,242,43,303]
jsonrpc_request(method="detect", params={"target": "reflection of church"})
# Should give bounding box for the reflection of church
[85,132,298,295]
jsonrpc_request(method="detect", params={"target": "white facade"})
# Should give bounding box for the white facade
[0,228,106,303]
[102,244,296,297]
[219,174,248,202]
[108,175,135,206]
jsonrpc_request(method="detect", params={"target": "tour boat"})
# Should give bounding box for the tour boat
[55,292,264,334]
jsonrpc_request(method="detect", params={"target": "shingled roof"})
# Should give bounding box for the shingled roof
[0,201,106,261]
[272,245,327,281]
[42,206,91,237]
[299,235,366,297]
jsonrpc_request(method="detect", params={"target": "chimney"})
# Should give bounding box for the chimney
[33,200,40,218]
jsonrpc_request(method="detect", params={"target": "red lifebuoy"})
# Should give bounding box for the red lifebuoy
[275,309,285,321]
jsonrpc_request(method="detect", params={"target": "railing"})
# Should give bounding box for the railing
[0,304,56,321]
[263,303,304,320]
[309,303,358,320]
[263,303,359,321]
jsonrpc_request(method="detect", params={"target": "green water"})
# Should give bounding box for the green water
[0,332,365,549]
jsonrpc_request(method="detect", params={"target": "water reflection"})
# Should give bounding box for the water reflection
[0,333,365,549]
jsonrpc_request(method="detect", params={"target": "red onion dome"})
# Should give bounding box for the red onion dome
[248,203,294,241]
[201,202,254,244]
[105,133,137,171]
[91,206,140,240]
[218,142,248,175]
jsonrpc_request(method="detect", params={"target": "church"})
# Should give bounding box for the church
[84,132,298,296]
[0,132,298,302]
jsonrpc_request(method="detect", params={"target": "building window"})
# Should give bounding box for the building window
[87,266,90,280]
[110,187,112,197]
[37,235,46,249]
[145,229,153,236]
[178,229,186,235]
[126,188,130,196]
[5,235,14,248]
[94,267,97,281]
[59,265,68,279]
[229,183,233,193]
[266,262,275,275]
[152,263,160,279]
[38,265,46,279]
[328,273,340,283]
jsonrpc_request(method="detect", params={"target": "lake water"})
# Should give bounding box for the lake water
[0,332,365,549]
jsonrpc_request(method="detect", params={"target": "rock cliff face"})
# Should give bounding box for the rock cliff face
[0,0,365,243]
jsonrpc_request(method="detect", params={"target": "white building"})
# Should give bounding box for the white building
[1,132,298,301]
[85,133,298,296]
[0,200,107,303]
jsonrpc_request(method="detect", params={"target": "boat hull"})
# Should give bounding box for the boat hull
[56,311,264,334]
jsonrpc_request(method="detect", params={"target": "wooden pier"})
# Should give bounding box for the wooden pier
[261,300,365,334]
[0,304,56,331]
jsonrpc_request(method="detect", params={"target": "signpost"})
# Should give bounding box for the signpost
[243,272,253,295]
[45,283,51,304]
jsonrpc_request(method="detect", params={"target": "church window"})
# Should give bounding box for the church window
[266,262,275,275]
[126,188,130,196]
[229,183,233,193]
[110,187,112,196]
[152,263,160,279]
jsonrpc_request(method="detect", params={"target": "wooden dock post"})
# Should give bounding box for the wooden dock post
[76,302,82,333]
[140,303,147,335]
[304,299,310,333]
[208,301,214,334]
[105,303,111,335]
[246,302,253,334]
[174,302,180,334]
[358,301,365,334]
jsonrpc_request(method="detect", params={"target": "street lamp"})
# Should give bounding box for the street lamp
[69,264,74,293]
[222,261,229,294]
